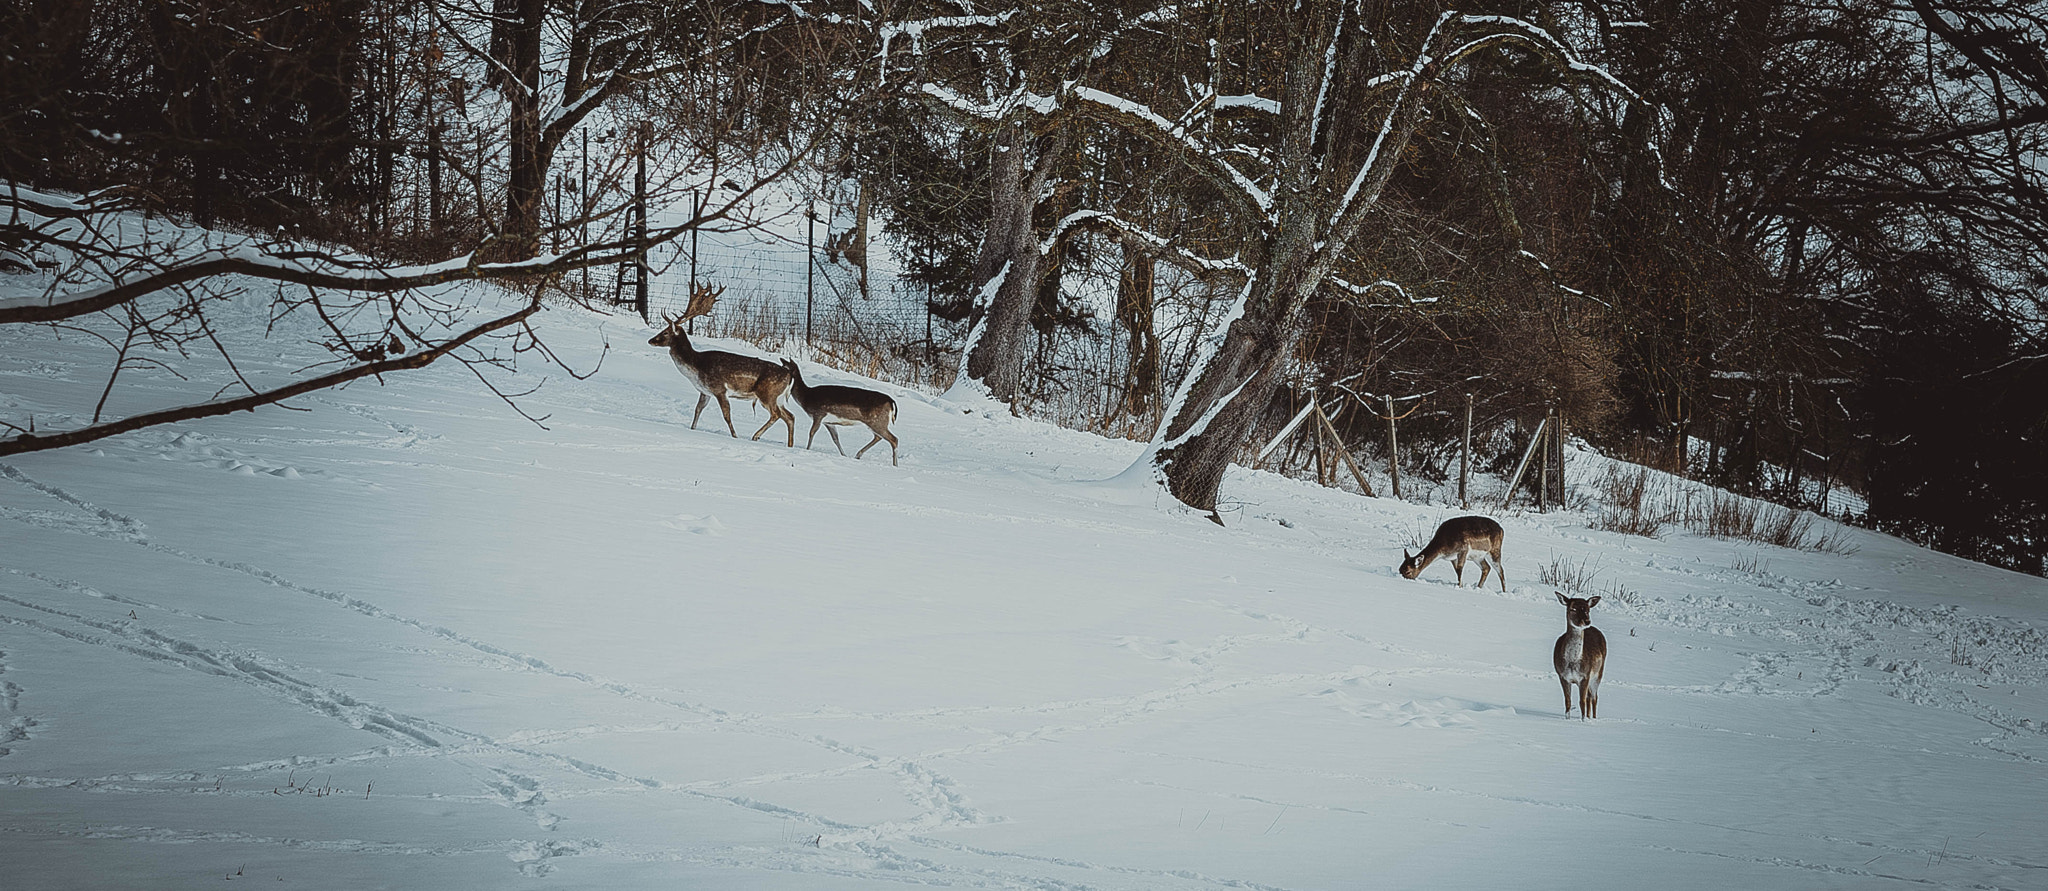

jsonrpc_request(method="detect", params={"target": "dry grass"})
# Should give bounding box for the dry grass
[1684,490,1860,554]
[1588,464,1676,538]
[1538,553,1601,594]
[1600,579,1644,607]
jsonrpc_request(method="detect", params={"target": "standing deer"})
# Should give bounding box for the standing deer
[1398,516,1505,591]
[1552,592,1607,719]
[647,315,795,446]
[781,359,899,466]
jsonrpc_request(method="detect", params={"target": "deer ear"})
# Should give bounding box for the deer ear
[1403,549,1412,561]
[1587,595,1601,608]
[1557,591,1570,605]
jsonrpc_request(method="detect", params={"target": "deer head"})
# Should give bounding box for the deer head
[647,313,687,347]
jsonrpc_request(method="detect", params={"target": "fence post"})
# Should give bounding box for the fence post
[805,205,816,344]
[428,121,443,233]
[1460,392,1472,509]
[688,188,701,334]
[634,122,648,324]
[1555,409,1568,506]
[579,126,588,300]
[1386,394,1401,501]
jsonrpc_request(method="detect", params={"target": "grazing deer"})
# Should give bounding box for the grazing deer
[647,314,795,446]
[1398,515,1506,591]
[1553,592,1607,719]
[781,359,899,466]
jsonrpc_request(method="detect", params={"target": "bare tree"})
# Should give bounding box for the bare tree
[0,176,795,457]
[0,1,834,457]
[1051,2,1631,517]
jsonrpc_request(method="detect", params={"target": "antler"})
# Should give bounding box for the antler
[683,283,723,320]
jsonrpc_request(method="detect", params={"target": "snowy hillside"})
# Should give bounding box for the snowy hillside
[3,289,2046,890]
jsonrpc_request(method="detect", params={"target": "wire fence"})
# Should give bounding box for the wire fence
[591,232,962,391]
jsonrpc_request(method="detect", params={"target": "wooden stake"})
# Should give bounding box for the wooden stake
[1313,416,1331,486]
[1256,397,1320,466]
[1314,402,1376,498]
[1502,415,1548,509]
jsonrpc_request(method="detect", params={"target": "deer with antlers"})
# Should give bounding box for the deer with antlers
[647,284,795,445]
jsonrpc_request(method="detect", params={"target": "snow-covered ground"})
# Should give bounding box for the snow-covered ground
[3,286,2046,890]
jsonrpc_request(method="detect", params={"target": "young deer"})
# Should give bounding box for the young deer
[1552,592,1607,719]
[647,316,795,445]
[781,359,899,466]
[1398,516,1506,591]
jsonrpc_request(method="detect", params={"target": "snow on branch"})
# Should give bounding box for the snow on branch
[1450,15,1641,103]
[1326,12,1638,246]
[1066,86,1274,220]
[878,13,1014,66]
[1040,211,1251,282]
[1328,276,1433,306]
[1215,94,1280,114]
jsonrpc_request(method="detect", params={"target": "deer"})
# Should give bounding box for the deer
[780,359,899,466]
[1552,592,1607,719]
[646,289,795,446]
[1398,515,1506,591]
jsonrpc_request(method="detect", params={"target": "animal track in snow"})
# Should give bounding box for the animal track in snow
[0,461,149,542]
[1335,694,1520,729]
[0,642,29,757]
[489,768,565,830]
[509,838,601,877]
[661,513,726,536]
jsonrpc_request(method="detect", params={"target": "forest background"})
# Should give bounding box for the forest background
[4,0,2045,573]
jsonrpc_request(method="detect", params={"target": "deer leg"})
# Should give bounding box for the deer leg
[1586,675,1600,719]
[751,394,792,444]
[713,393,741,437]
[856,426,897,465]
[826,425,846,456]
[1560,678,1574,716]
[1476,559,1493,591]
[690,393,712,430]
[805,415,825,451]
[1493,547,1506,592]
[1452,550,1466,587]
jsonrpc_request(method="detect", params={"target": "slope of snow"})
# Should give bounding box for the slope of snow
[3,291,2046,890]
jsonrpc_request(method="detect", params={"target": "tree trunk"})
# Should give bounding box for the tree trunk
[960,123,1053,403]
[1152,223,1327,512]
[1115,233,1160,416]
[1150,0,1422,514]
[501,0,546,260]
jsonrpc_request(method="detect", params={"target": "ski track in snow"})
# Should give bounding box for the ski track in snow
[6,366,2048,888]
